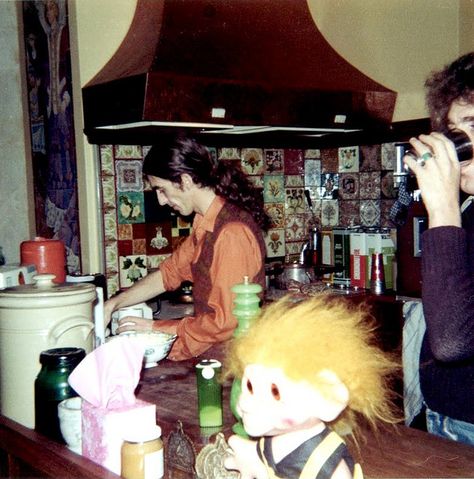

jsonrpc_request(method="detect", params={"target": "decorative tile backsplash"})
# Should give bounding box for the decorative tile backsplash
[99,142,398,296]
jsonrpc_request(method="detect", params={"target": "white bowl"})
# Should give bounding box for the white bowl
[118,331,177,368]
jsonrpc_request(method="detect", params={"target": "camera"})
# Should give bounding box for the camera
[394,129,473,189]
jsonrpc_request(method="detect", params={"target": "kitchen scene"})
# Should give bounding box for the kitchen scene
[1,0,474,478]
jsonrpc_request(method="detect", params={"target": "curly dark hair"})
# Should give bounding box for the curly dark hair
[142,135,271,231]
[425,52,474,131]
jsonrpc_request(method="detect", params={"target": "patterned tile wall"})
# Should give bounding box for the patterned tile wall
[99,142,398,296]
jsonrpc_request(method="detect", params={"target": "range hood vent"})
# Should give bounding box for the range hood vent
[82,0,397,144]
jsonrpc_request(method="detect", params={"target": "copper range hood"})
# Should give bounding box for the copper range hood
[82,0,397,144]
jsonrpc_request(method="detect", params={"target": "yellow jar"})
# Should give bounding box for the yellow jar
[121,425,163,479]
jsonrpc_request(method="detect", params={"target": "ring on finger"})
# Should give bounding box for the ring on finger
[417,151,434,167]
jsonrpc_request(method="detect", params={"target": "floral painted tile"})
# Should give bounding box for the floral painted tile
[381,142,396,170]
[105,240,119,274]
[381,171,397,199]
[264,203,285,228]
[114,145,143,159]
[147,254,171,270]
[321,148,338,172]
[338,200,361,227]
[304,159,321,186]
[339,173,359,200]
[106,273,120,298]
[133,239,146,255]
[116,160,144,192]
[284,149,304,175]
[359,145,381,171]
[285,188,305,215]
[100,145,114,176]
[285,175,304,187]
[118,224,133,240]
[218,147,241,160]
[304,149,321,159]
[119,254,147,288]
[118,191,145,224]
[285,214,305,241]
[104,210,118,241]
[320,173,339,199]
[359,172,381,200]
[321,200,339,227]
[247,175,264,188]
[146,223,172,254]
[380,199,396,228]
[102,176,116,209]
[265,228,285,258]
[338,146,359,173]
[142,145,152,158]
[264,149,284,174]
[263,174,285,203]
[241,148,264,175]
[285,241,304,261]
[360,200,381,226]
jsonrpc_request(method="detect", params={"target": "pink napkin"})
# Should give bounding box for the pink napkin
[68,337,145,409]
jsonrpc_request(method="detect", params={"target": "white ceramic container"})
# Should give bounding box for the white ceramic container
[0,274,96,428]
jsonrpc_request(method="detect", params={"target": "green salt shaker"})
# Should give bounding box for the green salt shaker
[195,359,223,428]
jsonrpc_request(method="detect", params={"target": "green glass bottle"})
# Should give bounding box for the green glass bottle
[34,347,85,442]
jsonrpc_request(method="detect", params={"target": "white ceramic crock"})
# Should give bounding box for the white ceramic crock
[0,274,96,428]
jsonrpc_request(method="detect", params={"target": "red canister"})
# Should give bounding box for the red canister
[21,237,66,283]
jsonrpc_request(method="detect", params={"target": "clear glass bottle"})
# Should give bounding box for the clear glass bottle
[34,347,85,442]
[121,425,164,479]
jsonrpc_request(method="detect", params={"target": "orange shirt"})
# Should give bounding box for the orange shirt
[156,196,264,360]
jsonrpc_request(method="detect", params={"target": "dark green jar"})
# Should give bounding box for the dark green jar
[34,347,85,442]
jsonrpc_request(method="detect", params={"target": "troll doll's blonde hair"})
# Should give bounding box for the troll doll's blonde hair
[225,295,401,437]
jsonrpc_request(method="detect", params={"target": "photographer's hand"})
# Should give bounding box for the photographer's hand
[404,132,461,228]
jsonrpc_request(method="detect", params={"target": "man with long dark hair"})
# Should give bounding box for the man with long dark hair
[105,135,269,360]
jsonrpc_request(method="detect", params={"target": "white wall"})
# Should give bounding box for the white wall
[0,1,34,264]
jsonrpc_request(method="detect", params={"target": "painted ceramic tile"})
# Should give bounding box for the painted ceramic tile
[146,223,172,254]
[285,241,303,260]
[285,174,304,187]
[241,148,264,175]
[338,146,359,173]
[359,144,381,171]
[339,173,359,200]
[147,254,171,270]
[338,200,360,227]
[118,223,133,240]
[133,239,146,255]
[100,145,114,176]
[102,175,116,208]
[117,191,145,224]
[381,171,397,199]
[263,174,285,203]
[142,145,152,157]
[304,159,321,187]
[359,172,381,200]
[247,175,264,188]
[119,254,148,288]
[105,241,119,273]
[321,148,338,172]
[265,228,285,258]
[284,149,304,175]
[116,160,144,192]
[321,200,339,227]
[380,199,396,228]
[320,173,339,199]
[114,145,143,159]
[304,149,321,159]
[381,142,396,170]
[264,149,284,174]
[285,214,305,241]
[265,203,285,229]
[218,147,241,160]
[106,273,119,298]
[104,210,118,241]
[360,200,381,227]
[285,188,305,215]
[118,240,133,256]
[132,223,146,238]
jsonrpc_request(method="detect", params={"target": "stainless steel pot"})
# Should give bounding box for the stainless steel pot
[276,262,314,289]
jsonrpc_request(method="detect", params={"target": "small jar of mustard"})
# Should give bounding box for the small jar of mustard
[121,425,164,479]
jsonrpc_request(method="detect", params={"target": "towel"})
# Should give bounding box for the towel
[402,300,426,425]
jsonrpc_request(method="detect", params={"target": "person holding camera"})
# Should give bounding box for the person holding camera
[404,52,474,445]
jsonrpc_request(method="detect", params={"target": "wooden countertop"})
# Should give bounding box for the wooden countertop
[2,343,474,478]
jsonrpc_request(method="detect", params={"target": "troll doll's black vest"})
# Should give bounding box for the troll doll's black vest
[191,202,266,317]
